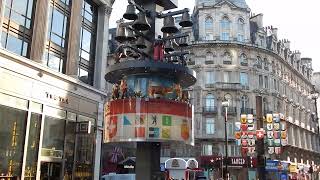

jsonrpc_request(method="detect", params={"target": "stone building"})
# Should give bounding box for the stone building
[185,0,320,179]
[0,0,114,179]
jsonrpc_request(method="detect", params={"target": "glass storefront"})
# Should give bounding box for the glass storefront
[0,105,27,179]
[0,93,96,179]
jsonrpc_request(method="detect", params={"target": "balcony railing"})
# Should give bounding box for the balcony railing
[203,106,218,114]
[215,82,242,90]
[240,108,254,114]
[221,106,237,115]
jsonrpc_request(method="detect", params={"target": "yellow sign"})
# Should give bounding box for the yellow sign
[289,164,297,173]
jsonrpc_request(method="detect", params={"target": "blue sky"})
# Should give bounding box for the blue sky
[110,0,320,72]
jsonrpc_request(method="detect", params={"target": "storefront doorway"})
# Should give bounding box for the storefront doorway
[40,162,62,180]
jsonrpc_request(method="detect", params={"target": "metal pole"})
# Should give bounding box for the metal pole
[225,106,229,180]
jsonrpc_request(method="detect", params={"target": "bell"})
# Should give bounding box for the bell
[136,36,146,49]
[179,11,193,27]
[178,37,188,47]
[132,12,150,31]
[115,24,127,43]
[161,15,178,33]
[123,4,137,20]
[164,40,174,52]
[126,27,136,41]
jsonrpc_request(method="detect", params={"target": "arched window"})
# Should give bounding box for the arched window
[240,53,247,66]
[256,56,262,68]
[237,18,245,42]
[241,95,249,110]
[223,51,232,64]
[205,17,213,40]
[205,94,215,109]
[220,16,230,40]
[206,52,213,61]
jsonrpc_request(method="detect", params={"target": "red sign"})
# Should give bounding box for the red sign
[256,129,264,139]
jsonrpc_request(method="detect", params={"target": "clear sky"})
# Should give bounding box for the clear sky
[110,0,320,72]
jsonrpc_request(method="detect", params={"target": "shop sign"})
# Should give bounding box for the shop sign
[165,158,187,170]
[45,91,69,104]
[265,160,279,171]
[124,165,134,169]
[230,157,246,166]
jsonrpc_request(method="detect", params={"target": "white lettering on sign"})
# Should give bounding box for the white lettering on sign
[124,165,134,169]
[231,158,245,165]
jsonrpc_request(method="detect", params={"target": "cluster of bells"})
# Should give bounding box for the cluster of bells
[115,3,193,54]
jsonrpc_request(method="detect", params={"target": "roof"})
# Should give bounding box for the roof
[217,0,249,9]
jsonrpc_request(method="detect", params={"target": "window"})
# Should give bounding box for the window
[263,97,269,113]
[79,0,97,85]
[220,16,230,41]
[205,94,215,108]
[240,72,248,86]
[202,144,213,155]
[258,75,263,88]
[228,122,234,137]
[240,53,247,66]
[256,56,262,68]
[205,17,213,40]
[223,51,232,64]
[273,79,277,90]
[237,18,245,42]
[224,94,232,106]
[264,76,268,88]
[241,95,249,109]
[223,71,231,83]
[205,71,214,84]
[206,118,215,134]
[44,0,71,73]
[206,52,214,61]
[1,0,35,57]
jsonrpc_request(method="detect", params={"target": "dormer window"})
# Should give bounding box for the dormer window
[220,16,230,41]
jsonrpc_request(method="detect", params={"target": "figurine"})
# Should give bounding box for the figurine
[181,90,190,103]
[173,83,182,101]
[120,79,128,99]
[111,84,119,99]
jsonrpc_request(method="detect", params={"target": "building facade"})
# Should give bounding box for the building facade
[0,0,114,179]
[186,0,320,179]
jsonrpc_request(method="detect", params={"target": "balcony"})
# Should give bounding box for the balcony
[215,82,242,91]
[223,60,232,65]
[240,62,248,66]
[240,108,254,114]
[205,60,214,65]
[203,106,218,114]
[221,106,237,115]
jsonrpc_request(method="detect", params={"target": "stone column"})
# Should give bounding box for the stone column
[93,4,112,92]
[29,0,50,63]
[65,0,83,77]
[93,4,113,179]
[0,0,6,46]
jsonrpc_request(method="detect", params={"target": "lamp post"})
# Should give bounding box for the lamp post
[222,100,230,180]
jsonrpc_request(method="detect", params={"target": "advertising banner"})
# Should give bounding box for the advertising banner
[104,98,194,144]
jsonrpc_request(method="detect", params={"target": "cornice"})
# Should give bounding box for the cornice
[189,41,313,86]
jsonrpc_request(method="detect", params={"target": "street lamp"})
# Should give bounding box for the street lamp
[222,100,230,180]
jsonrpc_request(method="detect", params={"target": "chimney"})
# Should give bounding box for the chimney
[301,57,312,68]
[250,13,263,29]
[283,39,290,49]
[271,27,278,37]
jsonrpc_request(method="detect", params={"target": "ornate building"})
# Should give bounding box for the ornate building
[186,0,320,179]
[0,0,114,179]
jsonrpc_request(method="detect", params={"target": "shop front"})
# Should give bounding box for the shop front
[0,51,106,179]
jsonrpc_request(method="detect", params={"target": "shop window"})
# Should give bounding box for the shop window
[25,113,42,178]
[44,0,71,73]
[41,116,66,158]
[79,0,98,85]
[0,105,28,178]
[1,0,35,57]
